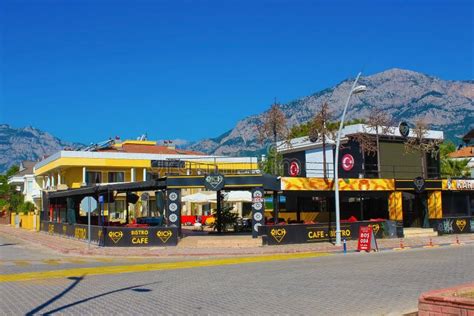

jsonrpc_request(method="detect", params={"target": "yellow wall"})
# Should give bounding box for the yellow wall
[388,191,403,221]
[427,191,442,219]
[10,212,39,230]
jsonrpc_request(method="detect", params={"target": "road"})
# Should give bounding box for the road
[1,234,473,315]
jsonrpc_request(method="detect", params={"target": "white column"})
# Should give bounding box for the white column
[82,167,87,186]
[143,168,147,181]
[131,168,136,182]
[42,177,46,189]
[51,174,55,187]
[57,171,61,186]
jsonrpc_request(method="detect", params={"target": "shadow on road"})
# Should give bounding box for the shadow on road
[0,243,17,246]
[27,275,159,315]
[26,275,85,316]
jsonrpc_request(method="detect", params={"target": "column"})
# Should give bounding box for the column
[131,168,136,182]
[143,168,147,181]
[51,174,55,187]
[57,171,61,186]
[388,191,403,221]
[82,167,87,186]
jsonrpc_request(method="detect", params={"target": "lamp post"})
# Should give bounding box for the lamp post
[334,72,367,246]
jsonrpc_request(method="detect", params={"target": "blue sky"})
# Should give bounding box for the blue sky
[1,0,472,144]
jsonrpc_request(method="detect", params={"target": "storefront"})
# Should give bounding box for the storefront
[41,174,281,247]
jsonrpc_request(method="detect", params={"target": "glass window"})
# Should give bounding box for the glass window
[86,171,102,185]
[442,192,470,216]
[27,180,33,194]
[108,172,124,183]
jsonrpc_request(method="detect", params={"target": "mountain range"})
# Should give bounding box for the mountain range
[188,68,473,156]
[1,68,473,173]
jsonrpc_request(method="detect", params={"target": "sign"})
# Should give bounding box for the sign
[251,188,265,238]
[289,161,301,177]
[341,154,355,171]
[309,131,319,143]
[204,173,225,191]
[414,177,425,193]
[260,220,400,245]
[166,189,181,235]
[399,121,410,138]
[357,226,378,252]
[433,216,474,235]
[80,197,97,213]
[151,160,185,168]
[456,180,474,190]
[40,221,179,247]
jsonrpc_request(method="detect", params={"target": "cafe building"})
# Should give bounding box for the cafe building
[258,124,474,245]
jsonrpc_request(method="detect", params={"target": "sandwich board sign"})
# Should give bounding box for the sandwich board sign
[357,226,378,252]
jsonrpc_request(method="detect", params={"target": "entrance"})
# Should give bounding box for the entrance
[402,192,428,227]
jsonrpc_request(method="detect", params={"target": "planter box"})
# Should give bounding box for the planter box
[418,283,474,315]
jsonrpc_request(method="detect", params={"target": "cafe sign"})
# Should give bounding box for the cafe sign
[444,179,474,191]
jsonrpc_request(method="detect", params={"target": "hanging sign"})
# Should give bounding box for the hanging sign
[204,173,225,191]
[399,121,410,138]
[414,176,425,193]
[289,161,301,177]
[341,154,355,171]
[357,226,378,252]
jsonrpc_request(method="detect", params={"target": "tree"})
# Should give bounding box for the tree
[439,141,470,177]
[366,107,394,177]
[211,204,238,233]
[258,102,290,175]
[259,146,284,176]
[404,119,442,178]
[307,102,334,179]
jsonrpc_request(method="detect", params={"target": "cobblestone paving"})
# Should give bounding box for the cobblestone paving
[1,243,473,315]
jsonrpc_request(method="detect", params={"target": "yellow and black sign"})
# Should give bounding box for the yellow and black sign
[75,227,87,239]
[270,228,286,243]
[108,231,124,244]
[157,230,173,243]
[261,221,395,245]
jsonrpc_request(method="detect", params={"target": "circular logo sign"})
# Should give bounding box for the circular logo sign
[168,203,178,212]
[254,223,262,232]
[253,191,263,198]
[253,202,263,211]
[253,212,263,221]
[168,192,178,201]
[399,121,410,138]
[289,161,301,177]
[341,154,355,171]
[169,213,178,223]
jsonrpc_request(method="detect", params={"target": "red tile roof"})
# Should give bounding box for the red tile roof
[448,146,474,158]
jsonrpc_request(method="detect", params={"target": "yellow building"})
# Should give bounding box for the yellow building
[33,139,259,222]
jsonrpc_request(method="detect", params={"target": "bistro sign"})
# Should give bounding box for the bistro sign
[40,221,178,247]
[259,220,401,245]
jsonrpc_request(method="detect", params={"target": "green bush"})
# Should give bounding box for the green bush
[18,201,35,214]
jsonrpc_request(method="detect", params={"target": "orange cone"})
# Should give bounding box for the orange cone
[451,235,463,246]
[394,238,410,251]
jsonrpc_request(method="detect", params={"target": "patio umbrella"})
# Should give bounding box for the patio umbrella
[208,191,252,203]
[181,192,214,203]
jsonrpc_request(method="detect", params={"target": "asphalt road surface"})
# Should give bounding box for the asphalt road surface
[1,234,473,315]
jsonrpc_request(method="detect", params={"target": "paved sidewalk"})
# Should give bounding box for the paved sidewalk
[1,224,473,258]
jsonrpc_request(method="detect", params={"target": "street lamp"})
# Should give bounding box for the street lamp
[334,72,367,246]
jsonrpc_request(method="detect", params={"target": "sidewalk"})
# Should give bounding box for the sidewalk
[1,224,473,258]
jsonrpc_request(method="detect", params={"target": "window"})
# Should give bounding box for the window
[86,171,102,185]
[27,180,33,194]
[108,172,125,183]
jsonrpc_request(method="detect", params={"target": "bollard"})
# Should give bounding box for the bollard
[343,238,347,254]
[400,238,404,249]
[429,238,433,247]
